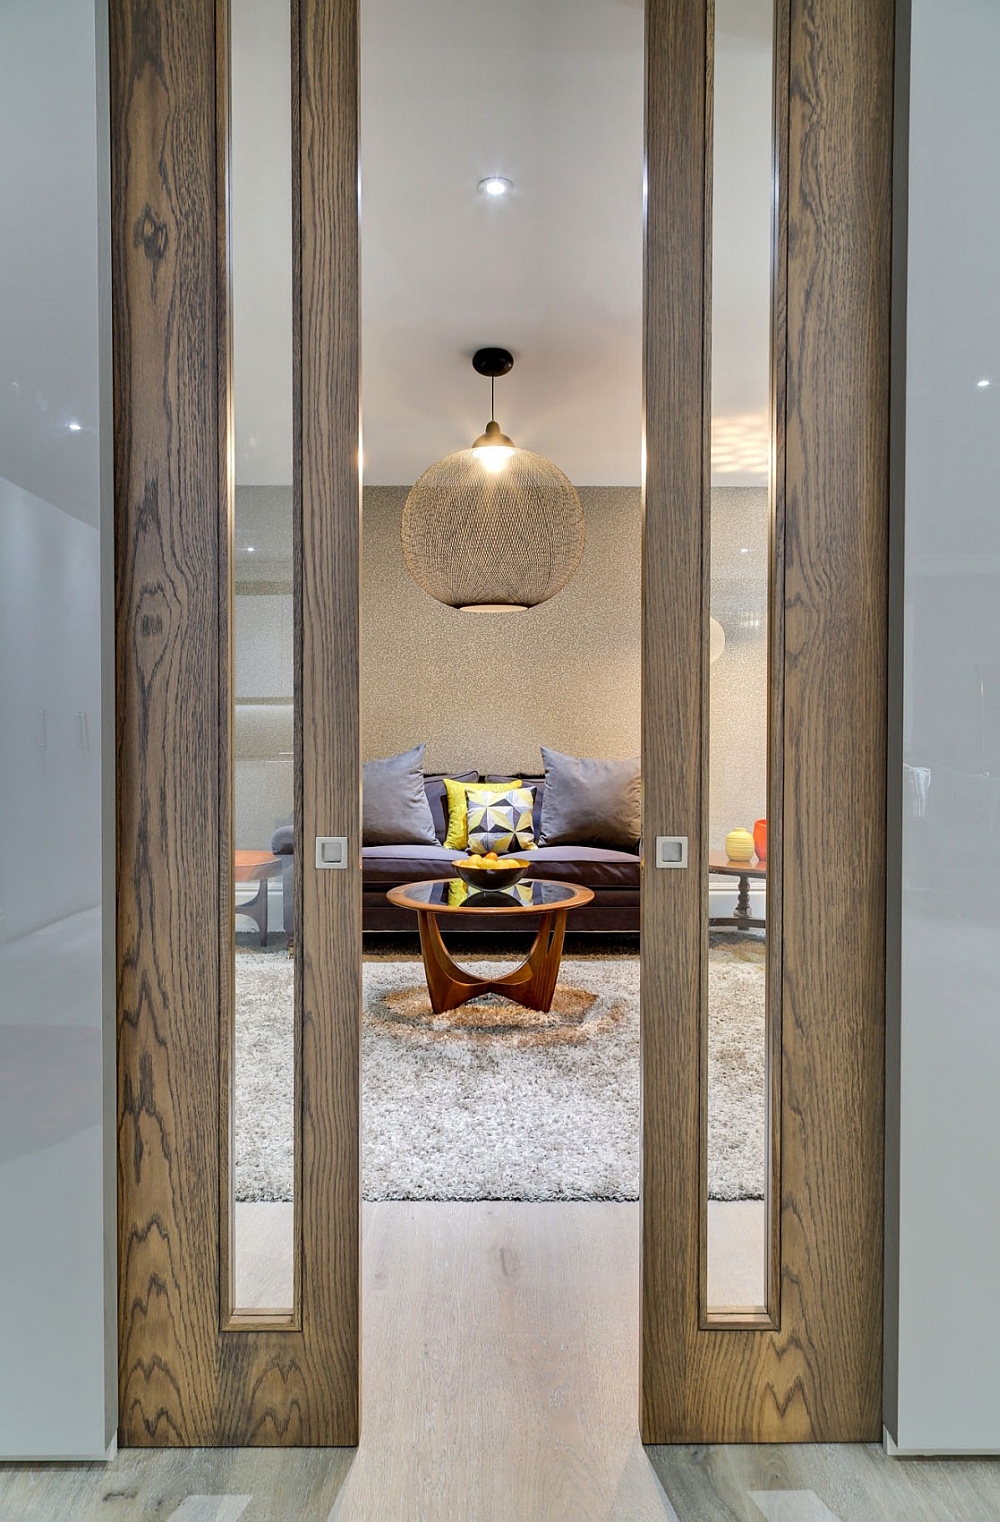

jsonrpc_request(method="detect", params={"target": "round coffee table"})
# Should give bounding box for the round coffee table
[385,878,595,1014]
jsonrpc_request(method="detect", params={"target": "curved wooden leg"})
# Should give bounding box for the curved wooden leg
[415,909,570,1015]
[488,911,568,1012]
[417,910,489,1013]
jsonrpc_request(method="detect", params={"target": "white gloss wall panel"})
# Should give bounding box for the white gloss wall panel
[0,481,101,938]
[0,0,114,1458]
[892,0,1000,1453]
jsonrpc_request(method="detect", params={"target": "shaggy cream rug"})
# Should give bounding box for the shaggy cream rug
[233,943,765,1202]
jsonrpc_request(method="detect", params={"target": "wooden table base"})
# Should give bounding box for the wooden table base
[417,908,569,1014]
[707,861,766,931]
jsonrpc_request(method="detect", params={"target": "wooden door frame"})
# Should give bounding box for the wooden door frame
[641,0,893,1442]
[112,0,360,1444]
[112,0,891,1450]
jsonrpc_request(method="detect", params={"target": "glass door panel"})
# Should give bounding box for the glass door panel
[705,0,776,1318]
[228,0,296,1316]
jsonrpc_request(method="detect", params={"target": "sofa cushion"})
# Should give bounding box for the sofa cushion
[538,747,641,850]
[424,770,477,842]
[443,777,522,850]
[486,776,545,839]
[466,786,536,855]
[520,844,641,891]
[361,843,464,885]
[363,743,438,846]
[270,823,293,854]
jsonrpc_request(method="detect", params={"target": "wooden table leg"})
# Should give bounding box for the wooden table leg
[417,910,489,1013]
[734,871,751,928]
[416,909,569,1015]
[490,911,567,1012]
[236,877,269,946]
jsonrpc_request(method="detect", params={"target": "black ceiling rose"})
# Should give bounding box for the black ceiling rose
[472,347,514,378]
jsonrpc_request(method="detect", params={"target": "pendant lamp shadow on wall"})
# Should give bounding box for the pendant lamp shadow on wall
[401,348,585,611]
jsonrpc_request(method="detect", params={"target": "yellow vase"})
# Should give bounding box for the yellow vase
[725,827,755,863]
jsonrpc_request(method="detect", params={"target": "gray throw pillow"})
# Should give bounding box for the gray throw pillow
[363,743,438,846]
[538,746,641,850]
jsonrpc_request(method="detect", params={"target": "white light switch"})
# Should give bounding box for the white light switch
[315,835,349,869]
[655,835,689,868]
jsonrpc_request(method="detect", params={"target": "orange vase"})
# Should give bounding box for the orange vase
[753,818,767,863]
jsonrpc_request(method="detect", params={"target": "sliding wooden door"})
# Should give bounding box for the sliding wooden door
[112,0,891,1450]
[641,0,893,1441]
[112,0,361,1443]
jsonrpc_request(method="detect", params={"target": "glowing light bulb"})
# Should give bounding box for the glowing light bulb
[472,417,515,471]
[478,176,512,197]
[475,444,515,473]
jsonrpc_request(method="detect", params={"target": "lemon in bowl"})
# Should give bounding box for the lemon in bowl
[453,855,530,891]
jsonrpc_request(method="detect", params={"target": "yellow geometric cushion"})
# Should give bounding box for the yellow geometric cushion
[442,778,521,850]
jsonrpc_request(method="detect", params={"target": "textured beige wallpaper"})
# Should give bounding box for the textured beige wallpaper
[362,486,642,776]
[232,483,769,850]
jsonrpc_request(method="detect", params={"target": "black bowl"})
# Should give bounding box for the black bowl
[453,858,529,891]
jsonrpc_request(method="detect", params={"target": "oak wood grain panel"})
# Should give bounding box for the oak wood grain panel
[295,0,362,1440]
[113,0,226,1444]
[113,0,360,1444]
[777,0,892,1440]
[640,0,711,1441]
[641,0,892,1441]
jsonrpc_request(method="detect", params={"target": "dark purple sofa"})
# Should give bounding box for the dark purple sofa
[272,772,641,935]
[365,771,639,934]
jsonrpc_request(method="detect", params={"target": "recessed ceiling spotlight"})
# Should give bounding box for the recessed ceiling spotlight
[977,378,991,388]
[246,546,255,553]
[478,176,512,197]
[66,420,82,432]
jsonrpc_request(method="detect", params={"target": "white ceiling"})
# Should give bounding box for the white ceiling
[0,0,773,516]
[232,0,773,492]
[358,0,645,485]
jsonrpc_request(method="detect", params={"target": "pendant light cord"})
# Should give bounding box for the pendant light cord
[491,375,496,422]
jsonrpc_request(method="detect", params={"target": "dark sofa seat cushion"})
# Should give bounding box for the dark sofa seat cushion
[520,845,640,890]
[361,843,464,885]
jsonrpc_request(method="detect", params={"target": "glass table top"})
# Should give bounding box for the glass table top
[394,878,582,912]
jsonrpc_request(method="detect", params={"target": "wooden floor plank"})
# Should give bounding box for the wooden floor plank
[3,1203,1000,1519]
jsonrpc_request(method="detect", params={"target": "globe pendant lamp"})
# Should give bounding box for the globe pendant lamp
[400,348,585,611]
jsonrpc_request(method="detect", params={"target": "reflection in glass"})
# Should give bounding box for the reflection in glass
[706,0,774,1315]
[230,0,295,1313]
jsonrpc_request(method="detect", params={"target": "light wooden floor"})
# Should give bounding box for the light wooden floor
[234,1198,767,1314]
[4,1202,1000,1520]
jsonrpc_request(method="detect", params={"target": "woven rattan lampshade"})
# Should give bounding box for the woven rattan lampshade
[401,447,585,609]
[401,348,585,610]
